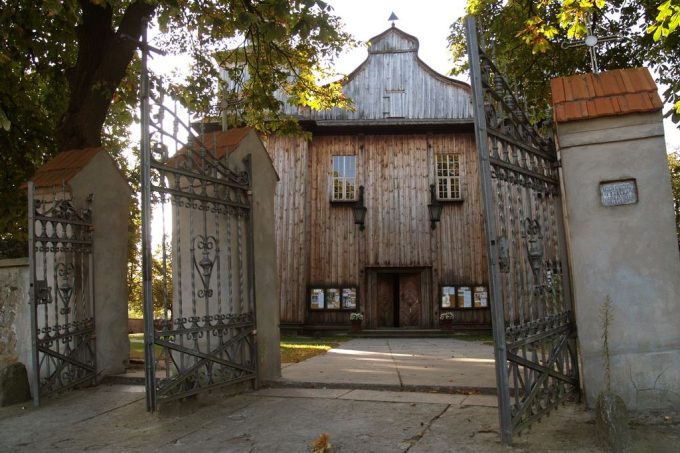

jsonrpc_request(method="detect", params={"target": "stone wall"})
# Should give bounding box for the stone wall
[0,259,33,385]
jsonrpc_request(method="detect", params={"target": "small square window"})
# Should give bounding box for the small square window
[457,286,472,308]
[342,288,357,309]
[327,288,341,309]
[441,286,456,309]
[473,286,488,308]
[310,288,325,310]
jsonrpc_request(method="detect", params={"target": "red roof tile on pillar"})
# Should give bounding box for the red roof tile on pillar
[168,127,253,167]
[550,68,662,123]
[24,147,103,189]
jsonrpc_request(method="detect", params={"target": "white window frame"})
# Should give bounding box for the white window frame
[436,154,462,201]
[331,155,357,201]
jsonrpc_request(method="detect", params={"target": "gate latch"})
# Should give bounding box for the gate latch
[33,280,52,305]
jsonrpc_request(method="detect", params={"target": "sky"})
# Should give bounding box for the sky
[324,0,679,149]
[149,0,678,149]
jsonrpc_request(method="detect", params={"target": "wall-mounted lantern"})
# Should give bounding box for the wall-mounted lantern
[428,184,443,230]
[352,185,367,230]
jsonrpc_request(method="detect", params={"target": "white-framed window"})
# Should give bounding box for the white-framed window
[436,154,462,200]
[331,155,357,201]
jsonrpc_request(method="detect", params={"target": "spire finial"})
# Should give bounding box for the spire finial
[388,12,399,27]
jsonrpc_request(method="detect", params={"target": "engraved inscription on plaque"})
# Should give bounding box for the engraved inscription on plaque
[600,179,638,207]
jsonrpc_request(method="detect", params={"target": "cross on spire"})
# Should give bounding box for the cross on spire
[561,14,622,74]
[388,12,399,28]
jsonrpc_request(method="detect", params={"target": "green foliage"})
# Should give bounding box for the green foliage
[155,0,354,134]
[648,0,680,40]
[1,1,351,306]
[128,243,172,319]
[668,151,680,247]
[451,1,680,128]
[649,1,680,116]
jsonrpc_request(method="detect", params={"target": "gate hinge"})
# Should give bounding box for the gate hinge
[552,159,562,169]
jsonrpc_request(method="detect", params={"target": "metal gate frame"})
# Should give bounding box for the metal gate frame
[139,27,258,411]
[27,182,96,406]
[465,17,580,443]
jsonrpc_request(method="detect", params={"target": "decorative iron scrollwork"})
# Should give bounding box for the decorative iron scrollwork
[56,262,75,315]
[497,236,510,273]
[522,218,543,278]
[193,235,217,299]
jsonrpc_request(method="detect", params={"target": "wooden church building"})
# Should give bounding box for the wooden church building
[264,25,490,331]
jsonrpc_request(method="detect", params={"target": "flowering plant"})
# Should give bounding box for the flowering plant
[439,312,455,320]
[349,312,364,321]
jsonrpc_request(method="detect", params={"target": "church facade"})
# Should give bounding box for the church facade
[264,26,490,331]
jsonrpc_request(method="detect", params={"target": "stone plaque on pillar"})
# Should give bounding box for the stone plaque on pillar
[599,179,638,207]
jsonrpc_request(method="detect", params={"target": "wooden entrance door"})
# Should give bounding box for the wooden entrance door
[375,272,422,328]
[399,273,421,327]
[377,274,396,327]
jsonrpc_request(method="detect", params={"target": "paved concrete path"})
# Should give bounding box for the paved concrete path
[3,338,676,451]
[0,384,608,452]
[279,338,497,392]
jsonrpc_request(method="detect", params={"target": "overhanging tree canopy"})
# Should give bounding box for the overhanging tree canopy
[0,0,352,256]
[449,0,680,128]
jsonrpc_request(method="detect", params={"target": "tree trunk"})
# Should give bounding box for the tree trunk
[57,0,154,152]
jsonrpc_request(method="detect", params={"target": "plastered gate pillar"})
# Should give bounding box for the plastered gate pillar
[551,68,680,410]
[28,148,131,381]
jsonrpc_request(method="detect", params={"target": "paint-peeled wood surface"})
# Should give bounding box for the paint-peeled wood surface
[282,27,472,121]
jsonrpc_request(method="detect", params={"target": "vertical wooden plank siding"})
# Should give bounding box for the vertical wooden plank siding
[364,134,430,266]
[306,136,361,325]
[265,131,489,326]
[263,135,310,324]
[431,133,488,285]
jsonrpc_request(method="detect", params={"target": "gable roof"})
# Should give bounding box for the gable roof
[25,148,102,189]
[347,25,470,91]
[281,25,473,124]
[550,68,663,123]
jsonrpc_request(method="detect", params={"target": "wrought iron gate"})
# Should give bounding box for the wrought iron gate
[465,17,580,443]
[27,183,96,406]
[140,32,258,411]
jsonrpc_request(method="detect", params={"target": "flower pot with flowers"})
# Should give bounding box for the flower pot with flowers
[439,312,454,330]
[350,312,364,332]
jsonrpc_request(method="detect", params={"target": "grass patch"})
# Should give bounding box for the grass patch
[129,333,164,361]
[280,336,345,363]
[451,333,494,345]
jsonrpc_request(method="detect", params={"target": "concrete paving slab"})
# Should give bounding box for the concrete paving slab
[410,403,604,453]
[280,338,498,393]
[253,387,352,399]
[461,394,499,407]
[163,393,443,452]
[0,384,677,452]
[339,389,468,406]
